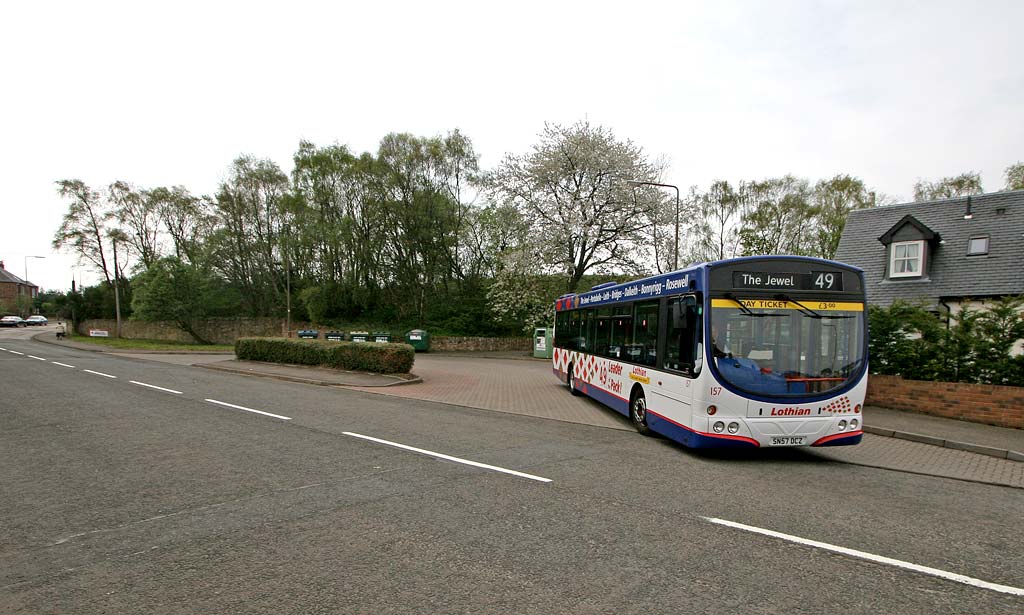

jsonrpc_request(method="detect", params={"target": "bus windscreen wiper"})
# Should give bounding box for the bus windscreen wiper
[775,293,824,319]
[723,293,766,317]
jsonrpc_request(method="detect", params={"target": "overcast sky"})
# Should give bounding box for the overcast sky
[2,0,1021,292]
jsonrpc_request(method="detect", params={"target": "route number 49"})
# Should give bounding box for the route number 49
[814,273,836,289]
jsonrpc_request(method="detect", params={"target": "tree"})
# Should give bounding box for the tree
[1004,162,1024,191]
[488,121,661,292]
[53,179,114,285]
[737,176,815,256]
[912,172,983,201]
[109,180,161,271]
[131,257,228,344]
[209,156,290,316]
[812,175,876,259]
[148,186,214,265]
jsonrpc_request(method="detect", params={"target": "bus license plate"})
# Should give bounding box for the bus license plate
[770,436,805,446]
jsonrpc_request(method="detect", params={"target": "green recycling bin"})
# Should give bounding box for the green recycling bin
[349,331,370,343]
[372,332,392,343]
[533,327,553,359]
[405,329,430,352]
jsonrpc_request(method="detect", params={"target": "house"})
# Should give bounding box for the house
[0,260,39,315]
[834,190,1024,315]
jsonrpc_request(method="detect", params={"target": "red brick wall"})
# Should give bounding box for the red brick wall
[867,374,1024,429]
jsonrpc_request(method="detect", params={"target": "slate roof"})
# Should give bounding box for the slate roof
[834,189,1024,307]
[0,265,31,286]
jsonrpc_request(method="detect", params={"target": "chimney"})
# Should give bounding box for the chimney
[0,260,4,270]
[964,196,973,220]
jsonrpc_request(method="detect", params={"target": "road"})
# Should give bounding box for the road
[1,327,1022,613]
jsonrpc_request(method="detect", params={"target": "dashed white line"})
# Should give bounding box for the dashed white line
[9,350,24,355]
[205,399,291,421]
[130,381,183,395]
[703,517,1024,597]
[83,369,117,379]
[52,362,76,368]
[28,355,47,361]
[342,432,553,483]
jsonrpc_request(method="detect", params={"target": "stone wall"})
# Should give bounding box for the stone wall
[78,318,285,345]
[430,336,531,352]
[77,318,531,352]
[867,374,1024,430]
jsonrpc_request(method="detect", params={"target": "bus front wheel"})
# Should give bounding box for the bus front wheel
[630,391,652,436]
[568,364,581,396]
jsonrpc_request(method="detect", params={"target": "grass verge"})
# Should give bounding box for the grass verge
[67,335,234,352]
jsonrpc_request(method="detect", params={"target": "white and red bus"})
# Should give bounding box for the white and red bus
[552,256,867,449]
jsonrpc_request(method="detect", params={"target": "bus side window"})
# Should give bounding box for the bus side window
[664,296,700,375]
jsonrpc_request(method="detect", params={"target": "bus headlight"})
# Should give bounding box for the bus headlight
[727,422,739,434]
[712,421,725,433]
[838,419,848,431]
[850,419,859,430]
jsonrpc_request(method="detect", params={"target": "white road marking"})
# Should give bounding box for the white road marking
[205,399,291,421]
[52,362,76,368]
[9,350,24,355]
[342,432,553,483]
[83,369,117,379]
[0,347,5,350]
[130,381,183,395]
[703,517,1024,597]
[28,355,47,361]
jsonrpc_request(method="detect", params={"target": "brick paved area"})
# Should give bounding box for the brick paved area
[349,355,631,431]
[351,354,1024,489]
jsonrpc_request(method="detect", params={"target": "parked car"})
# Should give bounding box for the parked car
[0,316,25,327]
[24,315,48,326]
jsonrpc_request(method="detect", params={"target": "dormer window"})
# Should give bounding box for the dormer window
[890,240,924,278]
[967,236,989,256]
[878,215,937,281]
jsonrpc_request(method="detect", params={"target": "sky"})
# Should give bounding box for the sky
[2,0,1022,292]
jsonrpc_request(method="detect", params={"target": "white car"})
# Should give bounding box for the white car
[0,315,25,327]
[24,315,48,326]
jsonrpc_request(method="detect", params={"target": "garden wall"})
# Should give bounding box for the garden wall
[77,319,531,352]
[867,374,1024,430]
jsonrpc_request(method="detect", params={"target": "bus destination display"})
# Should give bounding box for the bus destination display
[732,271,844,291]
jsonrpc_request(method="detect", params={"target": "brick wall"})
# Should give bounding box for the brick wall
[867,374,1024,429]
[77,318,531,352]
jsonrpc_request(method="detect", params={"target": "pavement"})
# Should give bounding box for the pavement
[35,333,1024,487]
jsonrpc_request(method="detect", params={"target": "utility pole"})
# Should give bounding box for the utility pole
[112,235,122,338]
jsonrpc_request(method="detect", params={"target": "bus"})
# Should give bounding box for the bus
[552,256,867,449]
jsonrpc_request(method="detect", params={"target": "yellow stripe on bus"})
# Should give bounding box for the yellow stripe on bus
[711,298,864,312]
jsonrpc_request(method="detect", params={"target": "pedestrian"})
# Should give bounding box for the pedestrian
[56,321,66,340]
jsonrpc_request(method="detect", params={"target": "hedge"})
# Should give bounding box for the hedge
[234,337,415,374]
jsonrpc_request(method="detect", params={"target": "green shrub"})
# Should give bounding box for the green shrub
[235,337,414,374]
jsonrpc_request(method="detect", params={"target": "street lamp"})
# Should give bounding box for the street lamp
[625,180,681,271]
[24,255,44,299]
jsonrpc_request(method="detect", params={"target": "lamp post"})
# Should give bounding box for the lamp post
[24,255,44,303]
[625,180,681,270]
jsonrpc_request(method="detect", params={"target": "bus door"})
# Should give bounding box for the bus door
[651,294,702,420]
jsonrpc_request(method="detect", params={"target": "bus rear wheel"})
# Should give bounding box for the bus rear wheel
[630,392,652,436]
[568,364,581,396]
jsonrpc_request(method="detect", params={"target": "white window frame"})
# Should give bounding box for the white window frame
[889,240,924,278]
[967,236,989,256]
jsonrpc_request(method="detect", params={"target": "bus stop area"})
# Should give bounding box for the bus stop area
[36,333,1024,489]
